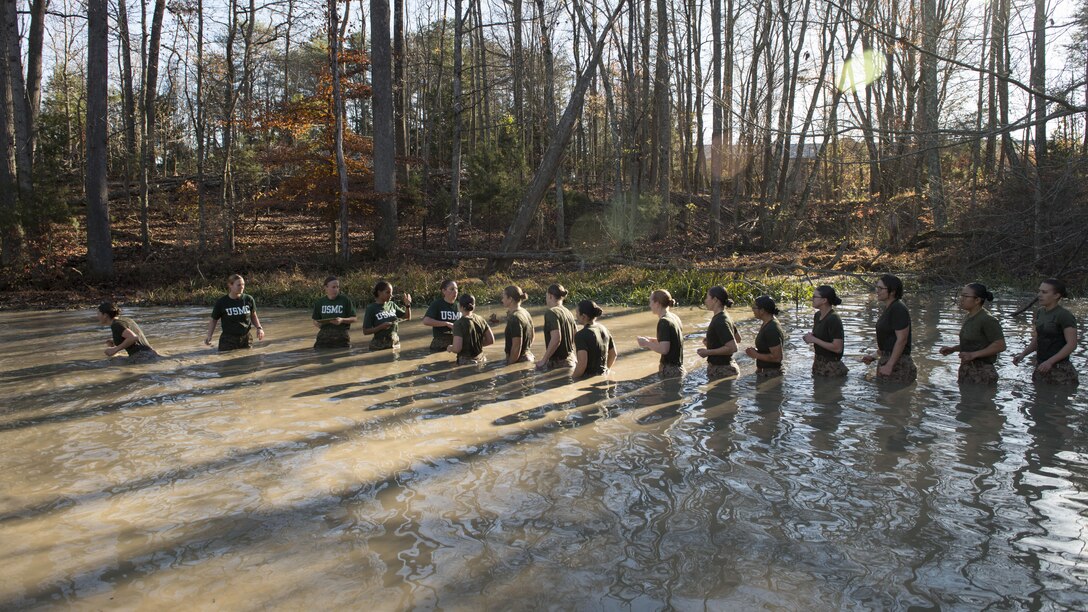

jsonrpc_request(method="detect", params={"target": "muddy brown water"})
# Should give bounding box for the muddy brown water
[1,295,1086,609]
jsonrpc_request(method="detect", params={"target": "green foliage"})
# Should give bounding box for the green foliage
[464,116,527,218]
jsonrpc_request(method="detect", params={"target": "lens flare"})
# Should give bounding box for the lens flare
[836,49,888,93]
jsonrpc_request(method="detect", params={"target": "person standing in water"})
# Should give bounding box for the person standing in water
[637,289,685,378]
[421,279,461,352]
[745,295,786,378]
[205,274,265,351]
[312,276,357,348]
[448,293,495,364]
[697,286,740,379]
[536,284,578,371]
[573,300,616,379]
[1013,278,1079,386]
[939,283,1006,385]
[97,302,158,361]
[363,280,412,350]
[500,285,535,365]
[803,285,848,378]
[862,274,916,383]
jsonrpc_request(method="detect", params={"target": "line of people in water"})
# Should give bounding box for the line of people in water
[95,274,1082,387]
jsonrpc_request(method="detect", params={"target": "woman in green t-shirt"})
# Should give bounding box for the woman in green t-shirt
[862,274,916,383]
[497,285,535,365]
[803,285,848,378]
[311,276,358,348]
[537,284,578,371]
[362,280,412,350]
[939,283,1006,384]
[745,295,786,378]
[205,274,265,351]
[421,279,461,351]
[97,301,158,362]
[697,286,740,379]
[637,289,685,378]
[573,300,616,379]
[448,293,495,364]
[1013,278,1079,386]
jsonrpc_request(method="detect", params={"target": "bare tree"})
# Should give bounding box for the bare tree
[87,0,113,278]
[372,0,397,257]
[331,0,351,260]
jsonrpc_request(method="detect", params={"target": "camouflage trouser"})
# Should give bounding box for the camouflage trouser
[706,362,739,380]
[218,331,252,352]
[812,355,849,378]
[1032,360,1080,386]
[457,353,484,366]
[511,351,535,364]
[877,354,917,384]
[127,348,160,363]
[541,356,575,371]
[430,335,454,352]
[369,333,400,351]
[314,325,350,349]
[958,360,998,385]
[659,364,686,379]
[756,367,783,379]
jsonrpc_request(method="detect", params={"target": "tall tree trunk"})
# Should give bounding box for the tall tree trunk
[222,0,240,252]
[196,0,207,252]
[448,0,464,250]
[140,0,166,253]
[3,2,32,205]
[920,0,946,227]
[117,0,137,217]
[394,0,408,185]
[0,4,22,265]
[86,0,113,278]
[653,0,670,236]
[372,0,397,257]
[1031,0,1047,166]
[710,0,722,244]
[535,0,565,245]
[25,0,46,167]
[330,0,351,261]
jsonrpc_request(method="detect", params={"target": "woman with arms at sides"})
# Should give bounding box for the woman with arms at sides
[500,285,535,365]
[697,286,740,379]
[363,280,412,350]
[205,274,265,351]
[97,302,158,361]
[312,276,357,348]
[421,279,461,352]
[636,289,685,378]
[1013,278,1079,386]
[939,282,1006,385]
[448,293,495,365]
[572,300,617,379]
[536,284,579,371]
[745,295,786,378]
[803,285,848,378]
[861,274,917,383]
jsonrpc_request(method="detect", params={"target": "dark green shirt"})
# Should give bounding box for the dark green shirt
[1035,306,1077,363]
[656,312,684,367]
[504,307,535,361]
[575,323,615,378]
[111,317,153,355]
[312,295,356,328]
[959,309,1004,364]
[424,299,461,339]
[453,312,489,360]
[705,311,738,366]
[363,301,407,344]
[754,317,786,369]
[876,299,912,356]
[812,310,845,361]
[211,294,256,337]
[544,306,577,361]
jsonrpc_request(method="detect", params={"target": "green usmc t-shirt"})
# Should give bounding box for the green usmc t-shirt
[211,294,256,337]
[1035,306,1077,363]
[959,309,1004,364]
[312,295,356,328]
[424,299,461,339]
[656,312,684,367]
[543,306,577,361]
[363,301,407,344]
[504,307,535,361]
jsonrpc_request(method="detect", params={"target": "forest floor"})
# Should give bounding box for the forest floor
[0,191,1045,310]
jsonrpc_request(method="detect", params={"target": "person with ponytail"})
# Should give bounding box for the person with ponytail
[803,285,848,377]
[311,276,357,348]
[745,295,786,377]
[448,293,495,365]
[500,285,535,365]
[205,274,265,351]
[862,274,917,383]
[1013,279,1079,386]
[537,283,578,371]
[421,279,461,352]
[363,280,412,350]
[637,289,685,378]
[97,302,158,361]
[697,286,740,379]
[939,283,1006,384]
[573,300,616,378]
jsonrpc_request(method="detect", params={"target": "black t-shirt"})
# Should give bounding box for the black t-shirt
[876,299,912,356]
[754,318,785,369]
[111,317,152,355]
[575,323,615,377]
[657,312,684,367]
[453,313,489,359]
[504,307,535,361]
[705,311,738,366]
[812,310,845,361]
[544,306,577,361]
[211,294,256,337]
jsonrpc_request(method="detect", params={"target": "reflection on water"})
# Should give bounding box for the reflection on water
[0,295,1086,608]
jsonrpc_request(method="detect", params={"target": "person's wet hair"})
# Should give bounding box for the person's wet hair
[373,280,392,297]
[966,282,994,303]
[504,285,528,302]
[815,285,842,306]
[753,295,780,316]
[1042,278,1068,298]
[879,274,904,300]
[650,289,675,308]
[548,284,568,300]
[577,300,604,320]
[707,286,734,308]
[98,302,120,318]
[458,294,476,311]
